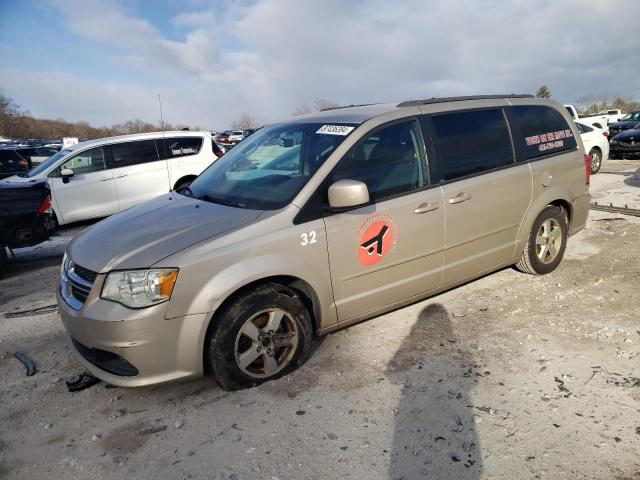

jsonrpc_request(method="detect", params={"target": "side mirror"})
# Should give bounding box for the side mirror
[327,179,369,210]
[60,168,74,184]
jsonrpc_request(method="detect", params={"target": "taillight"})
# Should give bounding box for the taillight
[19,159,28,168]
[602,131,609,137]
[584,154,591,186]
[214,150,223,158]
[38,194,52,214]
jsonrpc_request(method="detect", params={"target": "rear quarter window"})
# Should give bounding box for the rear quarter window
[430,109,514,181]
[511,106,577,161]
[159,137,203,159]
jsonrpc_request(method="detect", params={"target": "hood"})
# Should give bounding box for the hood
[611,128,640,141]
[0,174,41,184]
[609,121,640,130]
[68,193,263,272]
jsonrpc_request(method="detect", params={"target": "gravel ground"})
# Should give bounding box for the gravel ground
[0,160,639,480]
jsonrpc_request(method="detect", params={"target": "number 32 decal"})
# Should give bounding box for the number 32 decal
[300,231,317,246]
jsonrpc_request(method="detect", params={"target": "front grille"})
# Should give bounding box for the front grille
[71,285,90,303]
[73,265,98,283]
[61,260,97,309]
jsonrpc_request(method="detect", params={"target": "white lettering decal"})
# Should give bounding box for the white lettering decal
[316,125,354,136]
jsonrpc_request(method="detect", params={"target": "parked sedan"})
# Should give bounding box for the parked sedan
[609,128,640,158]
[0,149,30,180]
[575,122,610,174]
[608,111,640,138]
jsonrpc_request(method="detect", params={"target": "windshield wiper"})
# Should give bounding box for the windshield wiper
[199,194,246,208]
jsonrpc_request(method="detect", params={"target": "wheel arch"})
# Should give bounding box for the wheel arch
[200,275,323,372]
[173,175,197,190]
[515,189,574,258]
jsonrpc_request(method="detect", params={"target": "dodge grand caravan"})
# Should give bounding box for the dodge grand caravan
[57,95,590,389]
[1,131,219,225]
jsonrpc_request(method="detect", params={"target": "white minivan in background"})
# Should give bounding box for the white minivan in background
[0,131,220,225]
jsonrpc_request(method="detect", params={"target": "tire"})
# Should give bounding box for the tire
[205,283,313,390]
[516,206,568,275]
[174,178,194,193]
[589,148,602,174]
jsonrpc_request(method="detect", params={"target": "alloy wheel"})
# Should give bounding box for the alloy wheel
[536,218,563,264]
[234,308,299,379]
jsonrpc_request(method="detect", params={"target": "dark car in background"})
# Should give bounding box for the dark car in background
[0,149,31,180]
[608,111,640,138]
[0,179,56,269]
[13,146,59,165]
[610,127,640,158]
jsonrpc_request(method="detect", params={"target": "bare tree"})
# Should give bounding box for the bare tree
[0,92,26,137]
[230,113,257,130]
[293,105,312,116]
[313,99,339,111]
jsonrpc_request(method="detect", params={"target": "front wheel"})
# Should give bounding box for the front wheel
[205,284,313,390]
[516,206,568,275]
[589,148,602,174]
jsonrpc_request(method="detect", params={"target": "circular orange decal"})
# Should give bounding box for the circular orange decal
[358,219,394,266]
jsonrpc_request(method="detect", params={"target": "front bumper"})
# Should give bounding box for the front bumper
[57,282,209,387]
[610,143,640,155]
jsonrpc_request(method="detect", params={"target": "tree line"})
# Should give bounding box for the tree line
[535,85,640,114]
[0,92,199,140]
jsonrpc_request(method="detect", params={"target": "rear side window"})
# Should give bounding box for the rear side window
[511,106,577,160]
[0,150,23,172]
[110,140,159,167]
[431,109,513,181]
[159,137,203,159]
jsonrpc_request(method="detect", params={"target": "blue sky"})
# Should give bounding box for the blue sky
[1,0,639,130]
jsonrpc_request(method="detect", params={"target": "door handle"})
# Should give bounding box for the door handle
[115,174,128,179]
[99,177,112,182]
[448,192,472,204]
[414,202,439,214]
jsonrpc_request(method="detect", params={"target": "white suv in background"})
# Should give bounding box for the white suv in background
[0,131,218,225]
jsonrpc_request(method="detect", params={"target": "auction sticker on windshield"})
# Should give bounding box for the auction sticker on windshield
[316,125,355,136]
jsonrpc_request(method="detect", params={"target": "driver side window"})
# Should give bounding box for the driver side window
[61,147,106,174]
[331,120,427,202]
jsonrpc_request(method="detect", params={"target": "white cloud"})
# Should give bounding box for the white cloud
[5,0,640,130]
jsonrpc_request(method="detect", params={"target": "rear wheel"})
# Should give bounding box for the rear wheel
[589,148,602,174]
[205,283,313,390]
[516,206,568,275]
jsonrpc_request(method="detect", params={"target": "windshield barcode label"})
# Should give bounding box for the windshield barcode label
[316,125,354,136]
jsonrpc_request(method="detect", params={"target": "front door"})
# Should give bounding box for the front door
[50,146,119,224]
[324,119,445,322]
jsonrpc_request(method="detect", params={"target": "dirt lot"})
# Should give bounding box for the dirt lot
[1,160,639,480]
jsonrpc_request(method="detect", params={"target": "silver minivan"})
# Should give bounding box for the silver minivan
[1,131,219,225]
[57,95,590,389]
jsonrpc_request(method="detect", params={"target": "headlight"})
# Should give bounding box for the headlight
[610,139,618,145]
[101,269,178,308]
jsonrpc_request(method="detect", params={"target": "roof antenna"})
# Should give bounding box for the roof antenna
[158,94,172,192]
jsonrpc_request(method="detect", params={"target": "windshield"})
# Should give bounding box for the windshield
[184,122,356,210]
[24,149,72,177]
[620,112,640,122]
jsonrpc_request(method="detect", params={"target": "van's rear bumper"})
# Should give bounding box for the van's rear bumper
[570,193,591,236]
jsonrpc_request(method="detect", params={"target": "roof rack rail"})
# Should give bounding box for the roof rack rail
[320,103,378,112]
[397,94,534,108]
